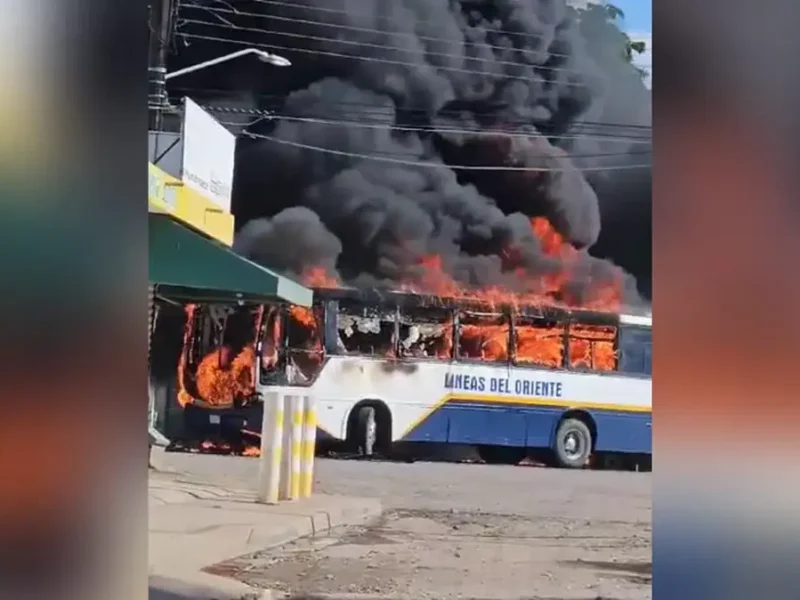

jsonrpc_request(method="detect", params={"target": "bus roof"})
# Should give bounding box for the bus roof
[312,286,647,325]
[619,313,652,327]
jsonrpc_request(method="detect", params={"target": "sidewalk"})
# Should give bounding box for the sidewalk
[148,454,383,599]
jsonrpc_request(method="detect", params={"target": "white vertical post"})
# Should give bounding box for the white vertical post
[279,395,303,500]
[257,391,285,504]
[299,394,317,498]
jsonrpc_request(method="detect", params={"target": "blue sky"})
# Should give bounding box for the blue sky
[610,0,652,87]
[610,0,652,33]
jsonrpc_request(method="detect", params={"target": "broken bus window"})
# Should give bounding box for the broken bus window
[397,306,453,360]
[285,304,325,384]
[336,300,397,358]
[513,316,565,369]
[568,323,618,372]
[258,304,283,384]
[456,311,509,363]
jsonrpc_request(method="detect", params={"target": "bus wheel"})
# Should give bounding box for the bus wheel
[355,406,377,456]
[553,418,593,468]
[477,445,526,466]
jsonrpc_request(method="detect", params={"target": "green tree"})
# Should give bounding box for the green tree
[579,2,649,81]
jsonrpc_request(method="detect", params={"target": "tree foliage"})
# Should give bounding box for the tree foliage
[578,2,648,81]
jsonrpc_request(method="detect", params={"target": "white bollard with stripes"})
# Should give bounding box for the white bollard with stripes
[257,391,285,504]
[299,394,318,498]
[279,395,303,501]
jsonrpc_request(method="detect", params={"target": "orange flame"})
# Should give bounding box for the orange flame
[194,344,256,407]
[300,217,623,313]
[177,305,262,408]
[179,439,260,456]
[290,305,317,329]
[177,304,196,408]
[515,323,566,368]
[568,324,618,371]
[459,323,509,361]
[301,267,340,288]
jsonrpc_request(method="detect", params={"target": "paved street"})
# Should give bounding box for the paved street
[161,453,652,599]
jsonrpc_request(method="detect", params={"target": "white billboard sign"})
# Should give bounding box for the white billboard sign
[180,97,236,213]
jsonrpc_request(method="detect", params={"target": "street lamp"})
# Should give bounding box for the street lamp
[165,48,291,80]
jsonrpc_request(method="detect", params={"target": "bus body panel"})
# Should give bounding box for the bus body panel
[592,411,652,453]
[296,354,651,453]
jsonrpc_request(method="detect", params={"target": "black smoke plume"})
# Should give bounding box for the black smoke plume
[172,0,652,304]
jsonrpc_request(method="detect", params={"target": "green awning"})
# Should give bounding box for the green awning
[149,214,313,307]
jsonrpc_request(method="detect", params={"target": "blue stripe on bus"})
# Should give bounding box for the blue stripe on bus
[400,399,651,454]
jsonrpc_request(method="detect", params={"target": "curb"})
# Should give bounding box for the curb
[209,497,384,599]
[258,496,384,548]
[149,446,179,474]
[212,497,384,600]
[151,492,383,600]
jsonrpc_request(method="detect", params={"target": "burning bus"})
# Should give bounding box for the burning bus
[171,287,651,468]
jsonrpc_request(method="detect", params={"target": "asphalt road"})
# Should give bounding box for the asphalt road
[162,453,652,599]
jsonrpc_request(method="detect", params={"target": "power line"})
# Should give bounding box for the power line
[203,105,652,145]
[238,130,652,171]
[178,32,616,90]
[168,91,652,135]
[180,1,593,65]
[220,117,652,159]
[222,0,624,48]
[179,16,599,79]
[221,122,651,159]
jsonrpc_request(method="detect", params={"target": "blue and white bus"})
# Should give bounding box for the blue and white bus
[254,289,652,469]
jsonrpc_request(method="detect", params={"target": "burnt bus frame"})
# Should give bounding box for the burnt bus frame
[175,289,645,444]
[255,287,632,385]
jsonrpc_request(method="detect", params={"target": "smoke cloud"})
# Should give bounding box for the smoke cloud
[184,0,652,305]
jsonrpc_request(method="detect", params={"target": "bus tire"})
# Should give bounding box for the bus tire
[355,406,377,456]
[477,445,526,466]
[553,418,593,469]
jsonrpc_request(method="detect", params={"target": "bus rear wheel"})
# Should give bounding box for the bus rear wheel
[477,445,526,466]
[553,418,593,468]
[353,406,377,456]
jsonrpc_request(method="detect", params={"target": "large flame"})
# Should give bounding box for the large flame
[300,266,339,289]
[299,217,622,312]
[177,306,262,408]
[173,217,623,456]
[194,345,256,407]
[292,217,621,368]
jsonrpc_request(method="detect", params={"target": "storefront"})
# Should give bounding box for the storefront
[147,161,312,445]
[148,211,311,306]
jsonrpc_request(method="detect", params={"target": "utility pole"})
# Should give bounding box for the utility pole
[148,0,174,132]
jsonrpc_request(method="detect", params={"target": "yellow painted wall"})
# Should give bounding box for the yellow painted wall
[148,163,234,246]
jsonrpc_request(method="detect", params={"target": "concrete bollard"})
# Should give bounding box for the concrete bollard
[299,394,317,498]
[257,391,285,504]
[279,395,303,501]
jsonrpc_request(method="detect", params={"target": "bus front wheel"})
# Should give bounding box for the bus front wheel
[553,418,593,468]
[477,445,526,466]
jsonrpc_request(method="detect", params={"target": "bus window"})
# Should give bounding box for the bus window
[285,304,325,384]
[457,311,509,363]
[568,323,618,372]
[397,307,453,360]
[513,317,565,368]
[337,301,396,358]
[179,305,261,407]
[258,304,283,384]
[619,326,651,376]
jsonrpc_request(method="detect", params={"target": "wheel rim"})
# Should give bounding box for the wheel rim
[366,418,376,445]
[363,413,376,453]
[563,430,585,461]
